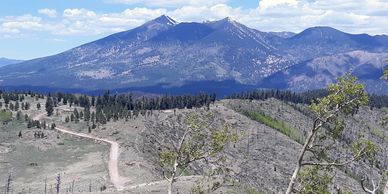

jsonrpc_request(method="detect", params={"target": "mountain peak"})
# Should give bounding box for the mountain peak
[219,17,238,24]
[290,26,347,41]
[222,17,234,21]
[205,16,242,29]
[151,15,178,26]
[303,26,344,34]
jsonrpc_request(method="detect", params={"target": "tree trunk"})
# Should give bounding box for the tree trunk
[168,178,174,194]
[286,165,301,194]
[167,159,178,194]
[286,123,319,194]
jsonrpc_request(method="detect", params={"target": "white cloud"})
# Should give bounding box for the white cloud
[38,8,57,18]
[63,8,97,20]
[56,7,168,35]
[258,0,299,11]
[107,0,228,7]
[1,0,388,39]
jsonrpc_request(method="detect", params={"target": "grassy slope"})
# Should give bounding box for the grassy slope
[241,110,305,144]
[0,110,12,123]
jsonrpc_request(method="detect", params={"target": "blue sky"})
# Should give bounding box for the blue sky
[1,0,388,60]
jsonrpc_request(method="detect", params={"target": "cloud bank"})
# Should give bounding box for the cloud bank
[1,0,388,39]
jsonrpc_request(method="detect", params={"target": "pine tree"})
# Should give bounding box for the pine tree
[15,101,19,111]
[9,103,14,111]
[27,120,32,128]
[84,108,91,122]
[25,102,30,110]
[45,97,54,116]
[16,111,23,120]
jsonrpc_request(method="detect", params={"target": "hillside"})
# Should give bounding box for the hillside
[1,91,387,193]
[261,50,388,94]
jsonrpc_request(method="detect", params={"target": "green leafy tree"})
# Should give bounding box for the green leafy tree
[159,113,238,194]
[286,74,378,194]
[297,166,332,194]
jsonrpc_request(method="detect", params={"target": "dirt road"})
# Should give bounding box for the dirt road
[33,112,127,190]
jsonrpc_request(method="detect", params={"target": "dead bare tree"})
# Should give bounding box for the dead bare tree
[44,176,47,194]
[5,173,12,194]
[55,174,60,194]
[71,180,75,193]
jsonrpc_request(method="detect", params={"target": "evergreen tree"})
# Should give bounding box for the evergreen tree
[27,120,32,128]
[45,97,54,116]
[65,116,70,123]
[9,103,14,111]
[16,111,22,120]
[25,102,30,110]
[14,101,19,111]
[84,108,91,122]
[73,108,79,120]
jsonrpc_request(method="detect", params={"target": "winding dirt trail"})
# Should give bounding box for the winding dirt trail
[33,110,202,192]
[33,112,127,190]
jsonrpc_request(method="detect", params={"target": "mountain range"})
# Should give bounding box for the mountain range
[0,57,23,67]
[0,15,387,95]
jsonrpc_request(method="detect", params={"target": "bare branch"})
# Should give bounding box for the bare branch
[301,146,366,167]
[361,178,380,194]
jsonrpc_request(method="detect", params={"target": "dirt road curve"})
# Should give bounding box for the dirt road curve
[33,112,127,190]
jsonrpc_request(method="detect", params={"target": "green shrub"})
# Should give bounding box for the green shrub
[0,110,12,123]
[370,127,388,142]
[243,110,305,144]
